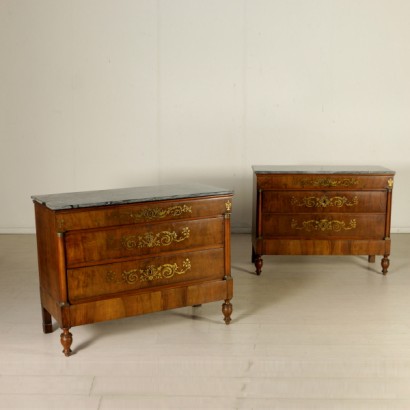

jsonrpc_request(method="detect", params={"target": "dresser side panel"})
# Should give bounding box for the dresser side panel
[34,203,66,305]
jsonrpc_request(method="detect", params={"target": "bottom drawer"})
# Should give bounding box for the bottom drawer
[68,248,225,303]
[262,213,386,238]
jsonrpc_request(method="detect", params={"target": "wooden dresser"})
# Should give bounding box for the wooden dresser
[252,166,395,275]
[32,184,233,356]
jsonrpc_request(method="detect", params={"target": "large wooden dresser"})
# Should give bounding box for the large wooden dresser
[252,166,395,275]
[32,184,233,356]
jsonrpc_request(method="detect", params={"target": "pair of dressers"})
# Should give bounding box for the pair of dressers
[32,184,233,356]
[32,166,396,355]
[252,166,395,275]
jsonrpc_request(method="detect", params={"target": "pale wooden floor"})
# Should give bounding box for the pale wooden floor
[1,233,410,409]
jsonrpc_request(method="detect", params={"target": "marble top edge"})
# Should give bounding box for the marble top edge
[252,165,395,174]
[31,183,233,210]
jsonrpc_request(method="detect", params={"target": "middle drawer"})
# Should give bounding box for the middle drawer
[262,190,387,213]
[65,217,224,267]
[67,248,225,303]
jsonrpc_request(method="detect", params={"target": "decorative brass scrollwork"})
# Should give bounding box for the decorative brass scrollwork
[225,200,232,212]
[139,259,191,282]
[299,177,359,188]
[290,195,358,208]
[291,218,357,232]
[127,204,192,222]
[121,227,190,249]
[106,258,191,284]
[57,218,72,232]
[387,178,394,189]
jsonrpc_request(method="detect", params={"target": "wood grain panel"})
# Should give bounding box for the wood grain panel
[257,174,393,190]
[65,217,224,267]
[54,197,229,232]
[262,214,386,239]
[67,248,225,303]
[262,191,387,214]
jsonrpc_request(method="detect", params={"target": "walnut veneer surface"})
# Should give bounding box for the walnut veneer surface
[252,166,395,275]
[32,184,233,356]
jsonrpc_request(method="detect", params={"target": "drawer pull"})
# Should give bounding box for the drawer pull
[121,227,190,249]
[299,177,359,188]
[291,195,358,208]
[291,218,357,232]
[127,204,192,222]
[106,258,192,284]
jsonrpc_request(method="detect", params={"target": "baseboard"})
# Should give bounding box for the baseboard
[1,227,410,234]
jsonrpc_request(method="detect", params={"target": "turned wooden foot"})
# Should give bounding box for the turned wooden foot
[222,299,232,325]
[254,255,263,275]
[60,328,73,357]
[41,307,53,334]
[381,255,390,275]
[368,255,376,263]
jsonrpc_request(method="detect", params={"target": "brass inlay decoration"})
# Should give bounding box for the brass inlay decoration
[121,227,190,249]
[225,200,232,212]
[106,258,191,284]
[388,178,394,189]
[57,218,67,232]
[57,219,64,229]
[127,204,192,222]
[291,218,357,232]
[291,195,358,208]
[299,177,359,188]
[139,259,191,282]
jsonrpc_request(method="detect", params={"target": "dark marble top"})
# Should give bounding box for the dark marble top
[252,165,395,174]
[31,183,233,211]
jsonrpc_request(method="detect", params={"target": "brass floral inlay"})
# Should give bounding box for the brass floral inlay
[121,227,190,249]
[299,177,359,188]
[106,258,191,284]
[139,259,191,282]
[127,204,192,222]
[291,195,358,208]
[291,218,357,232]
[57,218,66,231]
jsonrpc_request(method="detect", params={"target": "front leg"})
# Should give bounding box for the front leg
[60,328,73,357]
[222,299,232,324]
[254,255,263,275]
[381,255,390,275]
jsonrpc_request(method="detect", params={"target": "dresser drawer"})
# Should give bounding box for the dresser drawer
[67,248,225,303]
[262,213,386,238]
[65,217,224,267]
[55,197,230,232]
[257,174,393,191]
[262,191,387,213]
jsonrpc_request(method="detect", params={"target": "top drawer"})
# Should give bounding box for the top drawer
[54,196,232,232]
[256,174,394,191]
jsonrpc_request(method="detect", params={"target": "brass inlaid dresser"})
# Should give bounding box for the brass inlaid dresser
[252,166,395,275]
[32,184,233,356]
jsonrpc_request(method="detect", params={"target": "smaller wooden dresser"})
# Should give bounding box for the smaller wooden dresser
[252,166,395,275]
[32,184,233,356]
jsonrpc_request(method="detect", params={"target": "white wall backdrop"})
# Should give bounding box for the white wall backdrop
[1,0,409,233]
